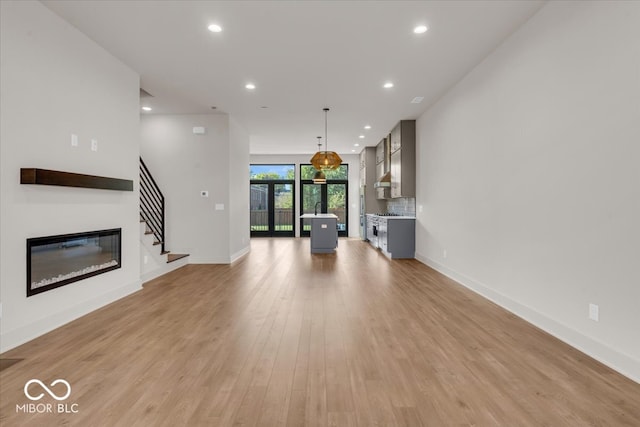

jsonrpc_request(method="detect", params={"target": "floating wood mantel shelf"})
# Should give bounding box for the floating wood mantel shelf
[20,168,133,191]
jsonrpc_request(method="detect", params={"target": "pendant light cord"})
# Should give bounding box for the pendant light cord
[324,108,329,151]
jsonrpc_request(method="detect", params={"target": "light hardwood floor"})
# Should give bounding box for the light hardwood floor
[1,238,639,426]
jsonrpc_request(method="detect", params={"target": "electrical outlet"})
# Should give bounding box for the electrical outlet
[200,190,209,197]
[443,249,447,259]
[91,138,98,152]
[589,303,599,322]
[71,134,78,147]
[143,255,148,265]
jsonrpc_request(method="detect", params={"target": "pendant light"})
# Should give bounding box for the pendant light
[312,137,327,184]
[311,108,342,171]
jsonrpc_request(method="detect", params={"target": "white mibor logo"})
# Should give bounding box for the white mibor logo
[24,379,71,401]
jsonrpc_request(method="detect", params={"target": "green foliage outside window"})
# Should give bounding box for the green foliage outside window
[300,165,348,180]
[250,164,295,180]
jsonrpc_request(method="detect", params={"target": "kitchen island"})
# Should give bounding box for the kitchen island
[300,213,338,254]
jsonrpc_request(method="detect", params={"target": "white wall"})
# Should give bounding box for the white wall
[229,117,251,261]
[250,154,361,238]
[415,1,640,381]
[140,114,250,263]
[0,1,141,352]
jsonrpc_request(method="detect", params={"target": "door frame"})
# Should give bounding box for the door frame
[299,166,348,238]
[250,180,295,237]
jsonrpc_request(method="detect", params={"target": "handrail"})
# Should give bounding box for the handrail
[139,157,165,253]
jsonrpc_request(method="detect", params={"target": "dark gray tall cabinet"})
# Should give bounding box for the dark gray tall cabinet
[359,146,386,213]
[389,120,416,199]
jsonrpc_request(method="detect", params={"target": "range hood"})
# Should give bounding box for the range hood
[374,172,391,188]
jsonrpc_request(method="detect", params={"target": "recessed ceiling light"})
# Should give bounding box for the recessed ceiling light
[364,125,371,130]
[141,106,152,111]
[414,25,428,34]
[352,149,356,152]
[208,24,222,33]
[354,143,360,147]
[383,82,394,89]
[245,83,256,90]
[359,135,365,139]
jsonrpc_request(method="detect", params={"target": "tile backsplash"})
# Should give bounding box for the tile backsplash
[387,198,416,216]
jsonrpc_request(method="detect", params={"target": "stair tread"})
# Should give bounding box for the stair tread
[153,241,163,245]
[144,231,154,235]
[161,251,170,255]
[167,253,189,263]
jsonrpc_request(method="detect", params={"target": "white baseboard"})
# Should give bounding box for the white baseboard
[230,246,250,263]
[0,279,142,353]
[414,252,640,384]
[141,256,189,284]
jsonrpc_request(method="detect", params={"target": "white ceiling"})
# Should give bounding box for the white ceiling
[42,0,544,155]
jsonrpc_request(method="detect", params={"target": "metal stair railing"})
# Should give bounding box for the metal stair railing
[139,157,165,254]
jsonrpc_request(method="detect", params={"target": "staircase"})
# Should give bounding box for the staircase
[139,157,188,282]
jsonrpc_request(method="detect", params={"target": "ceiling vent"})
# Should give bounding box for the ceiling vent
[411,96,424,104]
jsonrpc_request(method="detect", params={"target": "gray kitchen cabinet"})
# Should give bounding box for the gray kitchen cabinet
[300,214,338,253]
[360,148,386,221]
[375,137,390,200]
[381,218,415,259]
[390,123,401,153]
[389,120,416,198]
[375,139,386,164]
[359,150,366,186]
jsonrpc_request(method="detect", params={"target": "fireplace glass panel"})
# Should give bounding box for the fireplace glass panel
[27,228,121,296]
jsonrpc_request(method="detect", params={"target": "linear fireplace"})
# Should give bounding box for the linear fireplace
[27,228,121,297]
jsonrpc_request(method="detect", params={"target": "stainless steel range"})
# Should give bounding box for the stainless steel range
[365,214,378,248]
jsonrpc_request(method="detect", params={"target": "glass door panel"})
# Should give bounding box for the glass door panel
[327,183,347,234]
[300,183,322,236]
[250,184,269,234]
[274,183,294,232]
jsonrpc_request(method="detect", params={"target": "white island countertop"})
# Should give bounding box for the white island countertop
[300,213,339,219]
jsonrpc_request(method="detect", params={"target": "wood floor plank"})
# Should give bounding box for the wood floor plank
[1,238,639,426]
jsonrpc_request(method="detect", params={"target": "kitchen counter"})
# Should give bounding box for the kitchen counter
[383,216,415,220]
[366,214,415,259]
[366,214,416,219]
[300,214,338,253]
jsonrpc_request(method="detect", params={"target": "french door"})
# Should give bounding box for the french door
[250,182,295,237]
[299,165,348,237]
[250,165,295,237]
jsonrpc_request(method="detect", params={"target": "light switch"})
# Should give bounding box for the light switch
[215,203,224,210]
[71,134,78,147]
